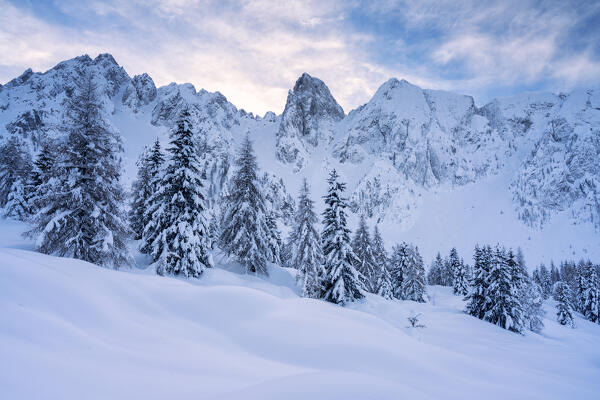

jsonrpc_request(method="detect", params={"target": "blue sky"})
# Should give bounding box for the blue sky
[1,0,599,114]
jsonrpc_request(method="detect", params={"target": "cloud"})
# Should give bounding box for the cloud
[1,0,599,113]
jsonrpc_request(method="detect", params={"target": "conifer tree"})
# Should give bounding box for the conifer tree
[538,263,552,299]
[137,139,165,249]
[220,135,272,275]
[320,170,363,305]
[289,179,323,298]
[352,214,378,292]
[465,245,491,319]
[389,243,409,299]
[523,281,545,333]
[142,109,212,277]
[372,225,393,299]
[582,266,600,324]
[555,281,575,328]
[450,248,469,295]
[266,211,282,265]
[575,261,589,312]
[550,262,561,284]
[24,142,56,216]
[3,178,28,220]
[130,146,152,240]
[208,208,220,250]
[27,73,131,268]
[0,136,32,208]
[401,245,427,302]
[427,252,445,285]
[485,247,524,333]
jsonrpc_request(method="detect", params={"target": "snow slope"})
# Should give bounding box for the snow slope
[1,219,599,399]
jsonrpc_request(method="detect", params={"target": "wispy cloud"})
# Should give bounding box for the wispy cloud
[1,0,599,113]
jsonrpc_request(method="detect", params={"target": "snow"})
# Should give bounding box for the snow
[1,53,600,266]
[1,218,600,399]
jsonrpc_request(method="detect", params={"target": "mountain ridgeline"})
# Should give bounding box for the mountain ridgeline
[1,53,599,240]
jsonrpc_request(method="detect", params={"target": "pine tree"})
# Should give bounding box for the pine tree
[538,263,552,299]
[401,245,427,302]
[320,170,363,305]
[0,136,32,208]
[449,248,468,295]
[465,245,491,319]
[372,225,393,299]
[266,211,282,265]
[582,266,600,324]
[27,73,131,268]
[3,178,28,220]
[220,135,272,275]
[138,139,165,251]
[130,146,152,240]
[289,179,323,298]
[485,247,524,333]
[523,281,545,333]
[24,142,56,216]
[208,208,220,250]
[442,254,454,287]
[555,281,575,328]
[389,243,409,299]
[427,252,445,285]
[550,261,561,284]
[352,214,378,293]
[142,109,212,277]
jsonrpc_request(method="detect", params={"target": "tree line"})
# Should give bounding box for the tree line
[1,73,599,332]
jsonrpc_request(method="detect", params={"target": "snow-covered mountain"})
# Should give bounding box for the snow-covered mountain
[1,53,599,263]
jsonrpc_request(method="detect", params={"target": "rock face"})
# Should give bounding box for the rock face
[511,89,600,229]
[276,73,344,171]
[336,79,504,187]
[2,54,600,234]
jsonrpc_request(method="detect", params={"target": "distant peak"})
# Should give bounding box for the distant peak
[94,53,118,66]
[293,72,326,93]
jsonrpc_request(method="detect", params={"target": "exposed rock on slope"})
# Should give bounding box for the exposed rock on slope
[276,73,344,171]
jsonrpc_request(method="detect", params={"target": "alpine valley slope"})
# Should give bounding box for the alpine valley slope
[1,219,599,400]
[1,54,599,264]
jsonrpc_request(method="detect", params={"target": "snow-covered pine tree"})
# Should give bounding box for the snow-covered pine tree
[129,146,152,240]
[207,208,220,250]
[550,262,561,284]
[582,266,600,324]
[320,169,363,305]
[389,243,409,299]
[401,245,427,302]
[24,142,56,217]
[555,281,575,328]
[289,178,323,298]
[447,248,466,295]
[446,247,460,289]
[484,247,524,333]
[372,225,393,299]
[0,136,32,208]
[352,214,378,293]
[538,263,552,299]
[523,281,545,333]
[137,139,165,250]
[442,253,454,287]
[220,135,272,275]
[266,211,282,265]
[465,245,491,319]
[142,109,212,277]
[575,261,590,312]
[3,178,28,220]
[27,73,131,268]
[427,252,445,286]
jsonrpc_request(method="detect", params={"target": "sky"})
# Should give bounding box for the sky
[1,0,599,115]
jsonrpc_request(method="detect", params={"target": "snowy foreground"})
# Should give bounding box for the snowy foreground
[1,221,599,399]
